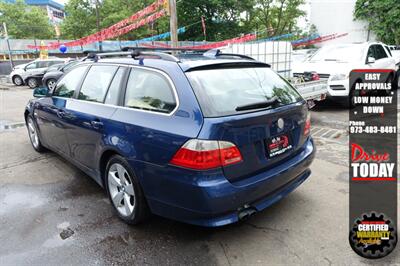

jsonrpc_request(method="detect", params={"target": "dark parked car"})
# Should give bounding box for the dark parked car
[42,60,79,90]
[25,49,315,227]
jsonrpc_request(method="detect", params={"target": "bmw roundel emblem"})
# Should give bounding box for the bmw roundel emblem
[277,118,284,130]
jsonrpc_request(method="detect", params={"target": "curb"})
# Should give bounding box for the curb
[0,122,26,131]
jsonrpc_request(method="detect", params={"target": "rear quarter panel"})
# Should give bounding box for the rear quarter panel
[100,63,204,196]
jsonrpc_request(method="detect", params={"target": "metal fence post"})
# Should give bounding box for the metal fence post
[3,23,13,68]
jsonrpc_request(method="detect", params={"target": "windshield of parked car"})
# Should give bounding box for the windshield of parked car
[309,45,364,62]
[62,61,78,72]
[46,64,63,72]
[186,67,302,117]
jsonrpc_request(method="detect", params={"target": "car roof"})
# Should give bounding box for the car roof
[95,56,269,72]
[178,58,269,72]
[323,42,389,49]
[33,57,63,61]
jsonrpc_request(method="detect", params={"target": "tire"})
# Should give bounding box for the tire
[347,85,360,109]
[26,115,46,153]
[105,155,150,225]
[27,77,38,89]
[385,74,394,95]
[12,75,23,86]
[46,78,57,90]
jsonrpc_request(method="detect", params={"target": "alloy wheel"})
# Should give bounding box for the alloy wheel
[385,76,393,96]
[47,79,56,90]
[13,76,23,86]
[28,78,37,88]
[107,163,136,217]
[27,117,39,149]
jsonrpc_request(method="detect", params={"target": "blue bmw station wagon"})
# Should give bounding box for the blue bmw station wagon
[25,49,315,227]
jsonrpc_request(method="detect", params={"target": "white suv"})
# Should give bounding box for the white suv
[10,58,65,86]
[292,42,397,102]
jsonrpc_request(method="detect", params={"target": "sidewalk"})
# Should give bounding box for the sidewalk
[0,83,32,128]
[0,75,11,85]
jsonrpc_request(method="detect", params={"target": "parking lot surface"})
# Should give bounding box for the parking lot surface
[0,84,399,265]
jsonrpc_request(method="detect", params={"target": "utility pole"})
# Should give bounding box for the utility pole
[94,0,102,51]
[169,0,178,48]
[2,22,13,69]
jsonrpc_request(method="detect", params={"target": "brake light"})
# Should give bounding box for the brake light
[312,72,320,81]
[170,139,243,170]
[304,112,311,136]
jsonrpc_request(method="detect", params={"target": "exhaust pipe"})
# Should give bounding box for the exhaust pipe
[238,205,257,221]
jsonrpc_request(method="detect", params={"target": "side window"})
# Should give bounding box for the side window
[367,46,376,59]
[124,68,177,114]
[25,62,38,70]
[78,65,118,103]
[51,61,65,66]
[53,65,89,98]
[62,61,78,72]
[384,46,392,57]
[105,67,126,105]
[37,61,50,68]
[375,45,388,59]
[47,64,61,72]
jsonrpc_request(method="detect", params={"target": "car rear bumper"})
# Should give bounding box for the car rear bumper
[136,137,315,227]
[327,79,349,97]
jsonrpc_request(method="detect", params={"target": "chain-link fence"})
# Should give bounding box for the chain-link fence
[221,41,293,78]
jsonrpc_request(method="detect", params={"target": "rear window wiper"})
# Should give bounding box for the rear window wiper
[235,97,280,112]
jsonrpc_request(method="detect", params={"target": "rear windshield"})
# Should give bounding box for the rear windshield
[186,67,302,117]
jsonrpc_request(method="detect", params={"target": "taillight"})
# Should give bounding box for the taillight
[218,141,242,166]
[170,139,243,170]
[304,112,311,136]
[311,72,320,81]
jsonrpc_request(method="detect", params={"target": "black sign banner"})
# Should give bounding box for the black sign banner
[348,69,398,259]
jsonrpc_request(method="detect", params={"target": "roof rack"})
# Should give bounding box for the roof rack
[84,50,180,62]
[121,46,208,52]
[123,47,255,60]
[82,47,255,63]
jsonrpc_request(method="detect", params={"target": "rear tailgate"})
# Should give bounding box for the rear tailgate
[293,79,328,101]
[198,102,309,183]
[185,64,310,182]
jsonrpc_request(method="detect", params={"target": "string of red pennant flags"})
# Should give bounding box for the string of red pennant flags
[108,31,345,51]
[141,42,171,48]
[27,0,167,50]
[141,33,257,50]
[292,33,348,47]
[182,34,257,49]
[26,0,346,52]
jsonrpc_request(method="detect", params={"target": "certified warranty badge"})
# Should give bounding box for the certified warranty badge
[349,212,397,259]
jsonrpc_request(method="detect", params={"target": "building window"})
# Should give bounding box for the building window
[52,10,64,19]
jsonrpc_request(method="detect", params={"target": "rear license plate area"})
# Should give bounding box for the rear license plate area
[267,134,293,158]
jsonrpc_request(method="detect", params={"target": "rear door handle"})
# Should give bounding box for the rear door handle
[91,120,103,129]
[57,110,66,118]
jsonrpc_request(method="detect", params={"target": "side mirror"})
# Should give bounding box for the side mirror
[33,87,49,98]
[367,57,376,64]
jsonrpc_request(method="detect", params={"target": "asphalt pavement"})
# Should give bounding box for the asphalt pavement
[0,84,399,265]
